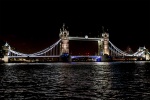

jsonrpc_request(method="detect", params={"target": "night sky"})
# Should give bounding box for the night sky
[0,0,149,54]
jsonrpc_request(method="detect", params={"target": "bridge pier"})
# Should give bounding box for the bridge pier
[2,42,10,63]
[59,53,71,62]
[101,54,112,62]
[2,56,8,63]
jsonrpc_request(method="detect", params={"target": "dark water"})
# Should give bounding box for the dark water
[0,61,150,100]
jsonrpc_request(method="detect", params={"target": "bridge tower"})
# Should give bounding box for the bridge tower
[59,23,69,55]
[102,27,109,55]
[2,42,10,63]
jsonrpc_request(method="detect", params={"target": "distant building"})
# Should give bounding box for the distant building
[125,47,133,54]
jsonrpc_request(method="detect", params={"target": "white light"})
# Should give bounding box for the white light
[85,35,88,39]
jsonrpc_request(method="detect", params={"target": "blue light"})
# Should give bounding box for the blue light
[96,58,101,62]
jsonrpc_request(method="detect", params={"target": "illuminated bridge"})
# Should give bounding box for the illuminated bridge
[2,24,150,62]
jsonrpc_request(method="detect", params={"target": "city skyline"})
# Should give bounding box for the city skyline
[0,0,149,54]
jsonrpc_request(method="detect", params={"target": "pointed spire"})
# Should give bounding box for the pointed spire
[62,23,65,31]
[107,29,108,32]
[102,26,105,33]
[4,41,9,46]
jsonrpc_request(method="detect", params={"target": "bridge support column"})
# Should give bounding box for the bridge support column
[100,28,112,62]
[3,56,8,63]
[59,23,69,55]
[59,24,70,62]
[102,31,109,55]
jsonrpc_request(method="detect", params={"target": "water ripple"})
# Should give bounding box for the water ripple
[0,62,150,99]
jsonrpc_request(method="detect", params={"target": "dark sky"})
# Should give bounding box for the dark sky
[0,0,150,54]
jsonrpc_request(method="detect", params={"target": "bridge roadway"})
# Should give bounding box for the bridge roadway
[8,55,60,58]
[8,55,101,59]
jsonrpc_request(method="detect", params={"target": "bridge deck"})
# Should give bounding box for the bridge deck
[8,56,60,58]
[9,55,101,58]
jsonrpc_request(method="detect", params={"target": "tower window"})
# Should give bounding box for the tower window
[64,33,66,37]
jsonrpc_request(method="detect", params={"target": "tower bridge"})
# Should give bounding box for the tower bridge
[2,24,150,62]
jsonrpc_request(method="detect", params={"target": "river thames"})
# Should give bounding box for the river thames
[0,61,150,99]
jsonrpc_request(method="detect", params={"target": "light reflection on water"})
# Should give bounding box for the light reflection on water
[0,61,150,99]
